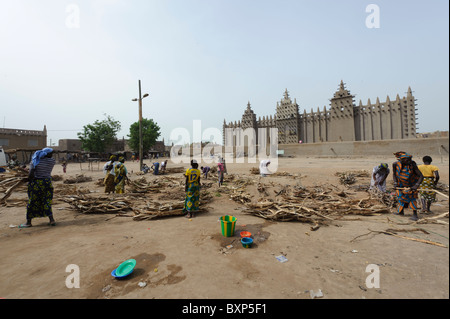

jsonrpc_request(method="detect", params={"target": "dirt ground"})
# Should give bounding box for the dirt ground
[0,155,448,299]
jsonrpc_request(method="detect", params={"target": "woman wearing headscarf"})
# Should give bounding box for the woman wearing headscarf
[370,163,390,192]
[183,159,201,218]
[392,152,424,221]
[103,155,117,194]
[20,147,56,228]
[114,156,128,194]
[259,159,271,177]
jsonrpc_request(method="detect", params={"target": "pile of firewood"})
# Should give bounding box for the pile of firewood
[63,174,93,184]
[128,177,161,193]
[241,185,390,225]
[335,170,370,185]
[61,194,135,214]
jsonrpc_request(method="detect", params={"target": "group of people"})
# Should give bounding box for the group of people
[369,152,440,221]
[199,158,227,186]
[103,155,128,194]
[142,160,168,175]
[15,146,443,227]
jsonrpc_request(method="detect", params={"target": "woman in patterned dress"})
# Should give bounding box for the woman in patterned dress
[103,155,117,194]
[20,148,56,228]
[114,157,128,194]
[418,156,440,214]
[184,160,201,218]
[392,152,424,221]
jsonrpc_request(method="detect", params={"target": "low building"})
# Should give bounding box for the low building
[0,126,47,163]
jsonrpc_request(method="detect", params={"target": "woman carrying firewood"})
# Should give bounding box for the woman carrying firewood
[20,147,56,228]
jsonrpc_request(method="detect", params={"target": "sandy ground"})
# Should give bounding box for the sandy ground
[0,155,448,300]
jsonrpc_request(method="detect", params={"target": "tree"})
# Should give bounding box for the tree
[77,114,121,153]
[128,118,161,153]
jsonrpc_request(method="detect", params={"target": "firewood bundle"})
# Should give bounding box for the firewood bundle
[128,177,161,193]
[238,183,390,224]
[63,174,93,184]
[335,170,370,185]
[132,201,186,221]
[61,195,135,214]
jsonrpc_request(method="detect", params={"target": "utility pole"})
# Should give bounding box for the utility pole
[138,80,143,171]
[132,80,149,171]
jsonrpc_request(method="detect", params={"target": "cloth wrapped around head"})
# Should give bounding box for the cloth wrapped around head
[394,151,407,159]
[398,153,412,160]
[379,163,388,169]
[109,155,117,161]
[118,156,125,163]
[31,147,53,167]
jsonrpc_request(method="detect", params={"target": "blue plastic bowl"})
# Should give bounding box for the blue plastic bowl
[111,268,131,279]
[112,259,136,278]
[241,237,253,248]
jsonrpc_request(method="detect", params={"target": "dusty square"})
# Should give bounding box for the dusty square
[0,156,448,299]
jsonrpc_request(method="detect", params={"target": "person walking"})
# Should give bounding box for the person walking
[20,147,56,228]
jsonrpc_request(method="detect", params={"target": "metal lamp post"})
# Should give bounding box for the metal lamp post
[132,80,149,171]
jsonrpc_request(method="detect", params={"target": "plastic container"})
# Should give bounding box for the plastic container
[220,215,237,237]
[114,259,136,277]
[240,231,252,238]
[241,237,253,248]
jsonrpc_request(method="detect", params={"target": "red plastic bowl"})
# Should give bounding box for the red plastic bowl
[240,231,252,238]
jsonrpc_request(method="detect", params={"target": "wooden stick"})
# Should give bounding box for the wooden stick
[382,230,447,248]
[396,188,449,199]
[0,178,26,204]
[352,229,448,248]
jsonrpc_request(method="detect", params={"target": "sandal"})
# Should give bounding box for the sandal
[19,223,32,228]
[48,222,56,226]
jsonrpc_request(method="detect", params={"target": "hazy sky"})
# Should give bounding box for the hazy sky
[0,0,448,146]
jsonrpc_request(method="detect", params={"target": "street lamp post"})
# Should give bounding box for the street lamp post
[132,80,149,171]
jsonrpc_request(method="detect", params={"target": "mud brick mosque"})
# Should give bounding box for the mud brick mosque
[223,81,418,144]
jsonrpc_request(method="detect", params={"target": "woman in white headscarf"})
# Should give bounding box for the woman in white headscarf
[369,163,390,192]
[20,148,56,228]
[259,159,271,177]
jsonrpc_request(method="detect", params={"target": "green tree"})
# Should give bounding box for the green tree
[128,118,161,152]
[77,114,121,153]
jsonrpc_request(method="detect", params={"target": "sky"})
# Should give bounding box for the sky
[0,0,448,147]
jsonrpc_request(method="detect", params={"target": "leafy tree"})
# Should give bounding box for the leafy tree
[128,118,161,152]
[77,114,121,153]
